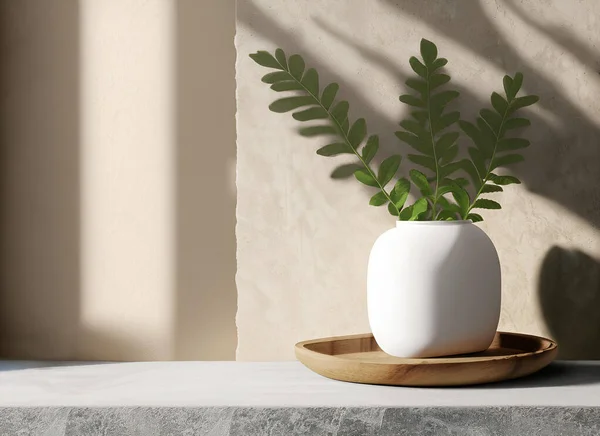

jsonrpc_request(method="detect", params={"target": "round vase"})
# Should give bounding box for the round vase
[367,220,501,358]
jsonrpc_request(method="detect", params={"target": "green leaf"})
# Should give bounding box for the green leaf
[378,155,402,187]
[490,153,525,170]
[453,177,469,187]
[468,147,487,176]
[433,111,460,133]
[249,51,282,69]
[388,202,399,216]
[398,205,413,220]
[439,144,459,165]
[369,191,388,206]
[505,72,523,100]
[354,169,378,187]
[430,74,450,89]
[391,178,411,209]
[410,169,432,196]
[262,71,291,83]
[480,109,502,134]
[298,125,337,137]
[467,213,484,222]
[431,58,448,70]
[437,210,458,220]
[395,131,431,155]
[316,143,351,156]
[476,117,497,150]
[503,117,531,131]
[292,107,328,121]
[503,75,514,100]
[331,101,349,124]
[451,185,470,218]
[435,131,459,154]
[362,135,379,163]
[288,54,305,79]
[274,48,287,69]
[459,120,485,152]
[489,173,521,185]
[331,163,362,179]
[411,110,428,124]
[497,138,530,152]
[437,177,466,196]
[301,68,319,95]
[409,56,427,78]
[409,198,429,221]
[461,159,483,190]
[473,199,501,210]
[431,90,459,107]
[399,119,425,136]
[481,184,503,193]
[408,154,436,172]
[439,161,463,178]
[491,92,508,114]
[508,95,539,115]
[399,94,425,108]
[269,96,315,113]
[270,81,304,92]
[437,196,460,213]
[340,118,350,134]
[406,78,427,93]
[321,83,339,109]
[348,118,367,147]
[420,38,438,65]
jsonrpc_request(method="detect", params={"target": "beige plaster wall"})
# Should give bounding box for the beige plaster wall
[0,0,237,361]
[236,0,600,360]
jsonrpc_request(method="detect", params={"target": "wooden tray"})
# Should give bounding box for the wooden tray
[295,331,557,387]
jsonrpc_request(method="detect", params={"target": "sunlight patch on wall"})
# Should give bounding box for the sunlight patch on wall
[79,0,176,360]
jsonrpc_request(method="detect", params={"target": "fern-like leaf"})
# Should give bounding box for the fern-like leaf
[459,72,538,221]
[250,48,406,217]
[395,39,464,220]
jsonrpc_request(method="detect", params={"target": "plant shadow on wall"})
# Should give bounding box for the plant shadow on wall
[239,0,600,359]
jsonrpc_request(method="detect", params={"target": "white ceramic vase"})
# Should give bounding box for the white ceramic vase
[367,220,501,358]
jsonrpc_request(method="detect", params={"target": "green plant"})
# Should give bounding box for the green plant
[250,39,538,222]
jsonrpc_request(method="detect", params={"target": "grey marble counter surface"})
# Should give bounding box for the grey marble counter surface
[1,361,599,435]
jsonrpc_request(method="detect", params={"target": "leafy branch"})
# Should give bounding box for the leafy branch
[250,48,423,219]
[395,39,468,221]
[250,40,538,222]
[459,72,539,221]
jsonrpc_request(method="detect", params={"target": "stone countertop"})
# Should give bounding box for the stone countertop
[1,361,600,435]
[1,360,600,407]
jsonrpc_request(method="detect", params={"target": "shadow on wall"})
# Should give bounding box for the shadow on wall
[0,0,151,361]
[238,0,600,358]
[540,247,600,360]
[0,0,237,361]
[174,0,237,360]
[0,1,81,359]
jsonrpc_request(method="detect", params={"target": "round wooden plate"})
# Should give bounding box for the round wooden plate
[295,331,557,387]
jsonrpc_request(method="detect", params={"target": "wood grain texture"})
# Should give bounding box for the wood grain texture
[295,332,558,386]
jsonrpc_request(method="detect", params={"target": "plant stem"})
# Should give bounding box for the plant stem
[425,67,440,219]
[275,60,400,215]
[465,101,511,216]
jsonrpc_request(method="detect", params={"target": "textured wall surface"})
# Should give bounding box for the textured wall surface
[0,0,237,361]
[236,0,600,360]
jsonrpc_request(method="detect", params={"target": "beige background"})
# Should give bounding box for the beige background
[236,0,600,360]
[0,0,237,361]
